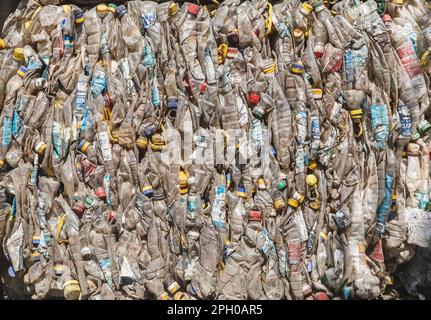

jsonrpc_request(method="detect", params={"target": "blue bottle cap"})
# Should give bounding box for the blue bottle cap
[116,5,127,18]
[167,97,178,110]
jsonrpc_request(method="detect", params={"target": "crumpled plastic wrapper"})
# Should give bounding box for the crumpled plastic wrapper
[0,0,431,300]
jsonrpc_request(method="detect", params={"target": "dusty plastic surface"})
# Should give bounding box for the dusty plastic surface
[0,0,431,300]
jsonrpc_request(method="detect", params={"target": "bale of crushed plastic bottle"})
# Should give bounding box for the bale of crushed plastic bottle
[1,0,431,300]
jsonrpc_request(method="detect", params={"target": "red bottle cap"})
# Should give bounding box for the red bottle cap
[249,210,262,221]
[199,81,207,93]
[108,211,116,223]
[187,3,200,16]
[315,292,329,300]
[73,202,86,218]
[95,187,106,200]
[248,92,261,105]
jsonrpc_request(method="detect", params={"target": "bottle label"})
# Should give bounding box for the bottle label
[11,111,23,139]
[99,131,112,162]
[296,111,307,145]
[311,116,320,143]
[399,105,412,137]
[370,104,389,149]
[52,121,62,159]
[2,117,12,148]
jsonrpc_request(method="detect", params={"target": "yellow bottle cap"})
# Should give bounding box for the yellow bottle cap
[311,88,323,99]
[306,174,318,186]
[107,5,117,14]
[179,187,189,195]
[257,178,266,189]
[159,291,170,300]
[96,4,108,13]
[84,141,92,153]
[136,137,149,150]
[174,291,186,300]
[391,0,403,4]
[293,28,304,39]
[167,281,181,295]
[287,198,299,208]
[274,199,286,210]
[302,3,313,14]
[169,3,179,16]
[35,141,47,156]
[262,63,276,74]
[13,48,24,62]
[179,170,188,186]
[309,201,321,210]
[349,109,363,118]
[0,38,6,50]
[308,161,318,171]
[63,280,81,300]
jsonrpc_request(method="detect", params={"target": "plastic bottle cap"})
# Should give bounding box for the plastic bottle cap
[293,28,304,39]
[107,4,117,14]
[116,5,127,18]
[13,48,24,62]
[249,210,262,221]
[237,187,247,198]
[291,61,304,74]
[174,291,186,300]
[159,291,170,300]
[142,185,154,196]
[276,180,287,191]
[72,202,86,218]
[32,235,40,247]
[96,4,108,13]
[169,3,179,16]
[75,11,85,24]
[17,66,27,78]
[199,82,208,92]
[95,187,106,200]
[301,3,313,14]
[136,137,149,150]
[63,280,81,300]
[308,162,318,171]
[287,198,299,208]
[274,198,286,210]
[31,252,41,263]
[350,109,363,118]
[309,201,321,210]
[34,141,47,155]
[167,281,181,295]
[85,197,94,208]
[167,97,178,109]
[311,88,323,99]
[306,174,318,186]
[54,264,66,276]
[0,158,6,167]
[257,178,266,189]
[78,140,90,154]
[179,171,188,186]
[81,247,92,259]
[252,106,265,119]
[188,3,201,16]
[263,63,276,74]
[107,211,116,223]
[419,120,431,134]
[0,38,6,50]
[248,92,261,105]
